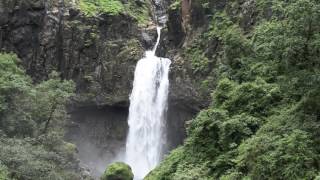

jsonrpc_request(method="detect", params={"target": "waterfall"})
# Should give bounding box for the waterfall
[125,27,171,179]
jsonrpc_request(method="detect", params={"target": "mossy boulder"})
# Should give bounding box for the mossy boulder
[101,162,134,180]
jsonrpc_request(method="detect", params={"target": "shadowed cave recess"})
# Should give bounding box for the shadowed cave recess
[66,102,196,177]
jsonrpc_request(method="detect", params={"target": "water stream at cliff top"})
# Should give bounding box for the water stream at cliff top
[125,27,171,179]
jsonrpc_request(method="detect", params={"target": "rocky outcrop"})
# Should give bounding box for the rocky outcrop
[0,0,203,110]
[0,0,157,108]
[157,1,210,110]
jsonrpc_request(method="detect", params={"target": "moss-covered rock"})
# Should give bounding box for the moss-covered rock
[78,0,152,25]
[101,162,134,180]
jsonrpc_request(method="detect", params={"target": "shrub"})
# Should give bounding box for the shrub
[0,53,79,179]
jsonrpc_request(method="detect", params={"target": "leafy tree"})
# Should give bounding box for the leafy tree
[0,53,80,179]
[31,71,75,135]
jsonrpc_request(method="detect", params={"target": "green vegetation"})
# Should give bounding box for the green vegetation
[79,0,124,16]
[169,0,181,10]
[146,0,320,179]
[79,0,151,25]
[0,162,9,180]
[124,0,151,25]
[2,0,320,179]
[0,53,81,179]
[101,162,134,180]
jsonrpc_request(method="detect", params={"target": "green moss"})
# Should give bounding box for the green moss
[62,142,77,158]
[101,162,133,180]
[117,39,144,61]
[169,0,181,10]
[79,0,124,16]
[84,31,98,47]
[78,0,151,25]
[125,0,152,25]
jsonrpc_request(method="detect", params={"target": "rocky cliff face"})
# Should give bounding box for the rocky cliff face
[157,0,261,108]
[0,0,152,107]
[0,0,203,114]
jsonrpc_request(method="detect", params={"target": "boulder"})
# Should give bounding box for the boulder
[101,162,134,180]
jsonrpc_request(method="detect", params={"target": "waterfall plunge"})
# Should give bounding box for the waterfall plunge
[125,27,171,179]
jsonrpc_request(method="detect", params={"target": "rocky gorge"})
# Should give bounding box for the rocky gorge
[1,0,320,179]
[0,0,204,177]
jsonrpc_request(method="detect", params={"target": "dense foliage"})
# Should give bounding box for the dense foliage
[146,0,320,179]
[0,53,83,179]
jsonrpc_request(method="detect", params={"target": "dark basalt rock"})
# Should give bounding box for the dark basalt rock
[141,26,157,50]
[0,0,141,107]
[166,5,185,48]
[0,0,204,112]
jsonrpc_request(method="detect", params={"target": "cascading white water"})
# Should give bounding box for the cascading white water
[125,27,171,179]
